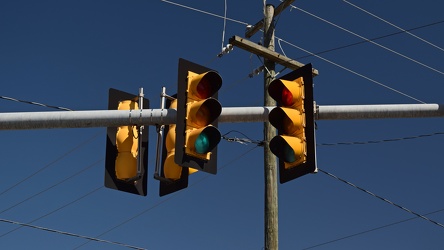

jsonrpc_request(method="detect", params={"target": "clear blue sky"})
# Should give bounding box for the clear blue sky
[1,0,444,249]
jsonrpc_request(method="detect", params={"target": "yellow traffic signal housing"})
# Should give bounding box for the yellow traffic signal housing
[162,99,200,180]
[158,58,222,196]
[115,100,139,180]
[184,71,222,160]
[269,78,307,169]
[159,98,196,196]
[174,58,222,174]
[163,99,182,180]
[105,88,149,196]
[268,64,317,184]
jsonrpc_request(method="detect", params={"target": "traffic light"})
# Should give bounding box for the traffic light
[268,64,317,183]
[157,58,222,196]
[158,98,196,196]
[115,100,139,180]
[174,58,222,174]
[105,88,149,196]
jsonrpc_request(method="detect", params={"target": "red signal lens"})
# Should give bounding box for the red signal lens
[196,78,213,99]
[282,87,293,106]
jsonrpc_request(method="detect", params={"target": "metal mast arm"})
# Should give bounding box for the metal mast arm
[1,104,443,130]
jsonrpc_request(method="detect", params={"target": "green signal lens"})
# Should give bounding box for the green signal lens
[283,143,296,163]
[195,132,210,154]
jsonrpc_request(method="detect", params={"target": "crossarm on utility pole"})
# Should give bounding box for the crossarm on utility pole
[229,36,319,75]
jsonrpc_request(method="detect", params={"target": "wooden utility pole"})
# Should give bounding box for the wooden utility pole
[230,1,296,249]
[263,4,278,250]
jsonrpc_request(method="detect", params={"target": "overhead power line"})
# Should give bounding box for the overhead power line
[342,0,444,52]
[221,0,228,51]
[290,5,444,76]
[296,20,444,60]
[246,130,444,146]
[73,145,260,249]
[160,0,428,104]
[0,95,73,111]
[219,130,444,147]
[319,168,444,228]
[0,133,100,197]
[0,159,103,215]
[317,132,444,146]
[160,0,248,25]
[0,217,146,250]
[164,0,444,60]
[303,207,444,249]
[277,37,426,104]
[222,130,264,146]
[0,186,104,238]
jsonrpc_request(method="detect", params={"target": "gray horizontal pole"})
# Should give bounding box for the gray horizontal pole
[316,104,444,120]
[0,107,272,130]
[0,109,173,130]
[219,106,272,123]
[0,104,443,130]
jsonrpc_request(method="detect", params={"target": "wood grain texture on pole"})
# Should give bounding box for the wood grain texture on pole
[229,35,319,75]
[263,4,278,250]
[245,0,295,38]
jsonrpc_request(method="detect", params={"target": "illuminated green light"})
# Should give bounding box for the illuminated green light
[195,132,210,154]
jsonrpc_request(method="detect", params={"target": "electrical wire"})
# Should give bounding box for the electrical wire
[0,217,146,250]
[220,123,444,239]
[290,5,444,76]
[222,130,264,146]
[153,111,442,247]
[221,0,227,51]
[219,75,251,93]
[0,132,103,245]
[73,145,260,249]
[0,95,73,111]
[163,0,443,62]
[277,38,287,57]
[319,168,444,228]
[295,20,444,60]
[303,207,444,249]
[160,0,248,25]
[277,37,426,104]
[160,0,435,104]
[0,186,104,238]
[317,132,444,146]
[6,2,438,248]
[342,0,444,52]
[0,97,107,245]
[0,132,100,197]
[220,130,444,147]
[0,159,103,215]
